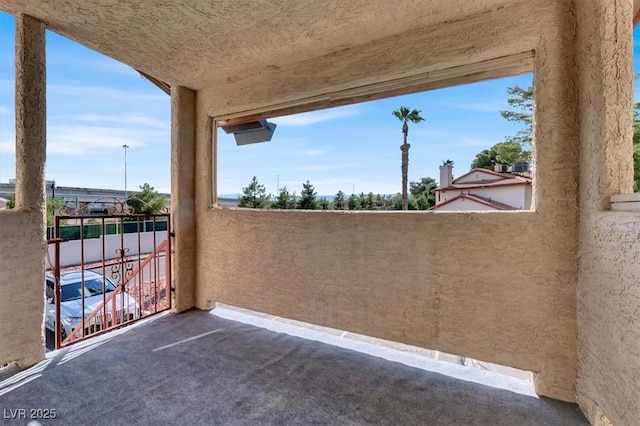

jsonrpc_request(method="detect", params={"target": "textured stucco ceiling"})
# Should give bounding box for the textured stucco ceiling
[1,0,517,90]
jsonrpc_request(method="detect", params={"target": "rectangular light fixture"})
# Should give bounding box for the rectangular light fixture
[221,119,277,146]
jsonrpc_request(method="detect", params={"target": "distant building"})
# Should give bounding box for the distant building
[431,164,532,211]
[0,181,170,214]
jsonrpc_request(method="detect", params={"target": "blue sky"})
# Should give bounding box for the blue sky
[1,11,639,196]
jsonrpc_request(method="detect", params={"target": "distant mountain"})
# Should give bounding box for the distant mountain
[218,193,241,199]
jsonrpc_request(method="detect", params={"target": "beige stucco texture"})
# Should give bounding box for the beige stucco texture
[578,213,640,425]
[194,1,579,403]
[1,0,639,424]
[576,1,639,425]
[0,0,512,91]
[0,212,46,367]
[170,86,197,312]
[197,210,577,402]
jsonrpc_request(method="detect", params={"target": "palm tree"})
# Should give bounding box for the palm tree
[392,106,425,210]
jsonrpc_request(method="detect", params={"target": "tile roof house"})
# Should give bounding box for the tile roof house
[432,164,532,211]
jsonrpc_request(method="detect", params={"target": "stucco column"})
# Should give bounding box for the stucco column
[171,86,197,311]
[15,14,46,211]
[576,0,634,211]
[575,0,634,424]
[9,13,47,367]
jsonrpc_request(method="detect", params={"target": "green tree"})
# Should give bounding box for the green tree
[126,183,168,214]
[469,148,494,169]
[364,192,375,210]
[409,176,437,209]
[271,186,296,209]
[333,190,346,210]
[318,198,330,210]
[5,194,15,209]
[46,197,65,226]
[388,193,417,210]
[494,142,529,165]
[6,195,64,225]
[238,176,270,208]
[297,180,317,210]
[470,142,530,169]
[347,193,358,210]
[414,195,431,210]
[501,86,533,148]
[442,159,454,167]
[392,106,425,210]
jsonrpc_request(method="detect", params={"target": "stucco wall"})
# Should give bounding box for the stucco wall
[193,0,579,402]
[0,211,45,367]
[197,209,577,401]
[578,213,640,425]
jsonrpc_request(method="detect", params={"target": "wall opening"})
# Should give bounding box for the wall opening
[634,21,640,193]
[0,9,172,354]
[611,16,640,210]
[214,67,534,212]
[40,27,171,351]
[0,12,15,209]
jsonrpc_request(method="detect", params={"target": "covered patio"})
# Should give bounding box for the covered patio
[1,1,639,424]
[0,309,587,425]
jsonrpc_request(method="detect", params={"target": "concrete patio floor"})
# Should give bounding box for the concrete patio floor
[0,309,587,425]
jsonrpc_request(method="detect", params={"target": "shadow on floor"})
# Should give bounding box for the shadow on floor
[0,310,587,425]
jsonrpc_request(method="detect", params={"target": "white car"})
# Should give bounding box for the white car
[45,270,140,342]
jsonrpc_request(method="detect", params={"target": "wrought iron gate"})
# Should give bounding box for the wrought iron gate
[46,206,171,349]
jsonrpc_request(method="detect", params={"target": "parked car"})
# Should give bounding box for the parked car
[45,270,140,342]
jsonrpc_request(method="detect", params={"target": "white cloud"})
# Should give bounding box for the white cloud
[47,125,167,154]
[271,106,359,126]
[457,136,497,147]
[47,54,139,76]
[47,84,166,101]
[299,149,327,156]
[52,114,168,129]
[293,163,353,172]
[448,100,505,112]
[0,139,14,154]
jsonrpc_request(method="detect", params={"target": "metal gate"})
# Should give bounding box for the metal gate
[46,206,171,349]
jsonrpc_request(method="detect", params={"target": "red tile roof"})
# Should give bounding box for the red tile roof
[434,168,532,192]
[430,193,519,211]
[452,168,515,183]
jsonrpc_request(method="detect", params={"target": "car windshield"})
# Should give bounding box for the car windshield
[61,277,117,302]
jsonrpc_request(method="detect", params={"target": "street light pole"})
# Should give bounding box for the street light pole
[122,144,129,204]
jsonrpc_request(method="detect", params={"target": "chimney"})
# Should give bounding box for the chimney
[439,164,453,188]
